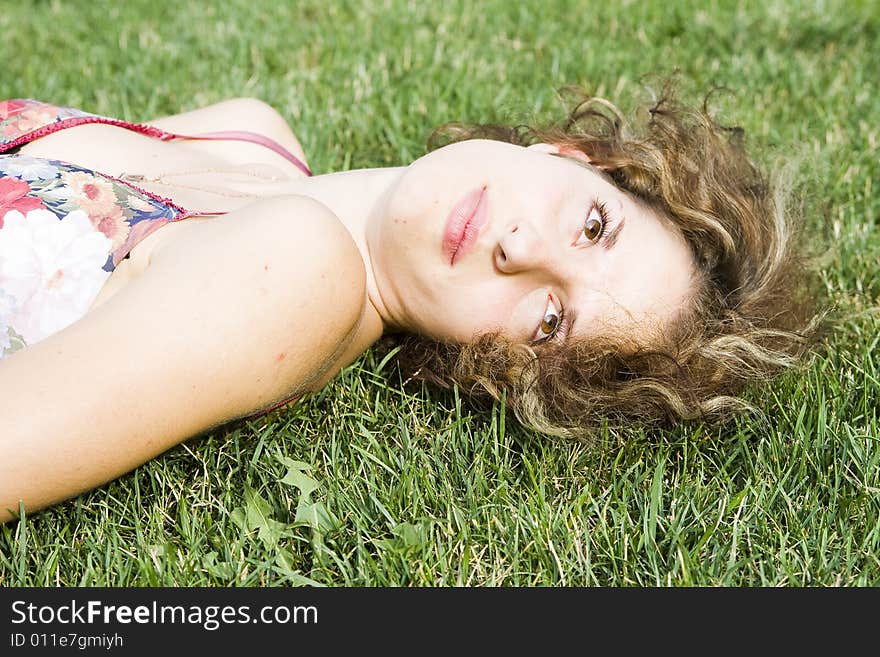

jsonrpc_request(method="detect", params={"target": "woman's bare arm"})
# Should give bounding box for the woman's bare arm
[0,196,366,523]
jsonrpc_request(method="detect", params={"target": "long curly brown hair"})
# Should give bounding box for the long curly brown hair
[384,82,824,441]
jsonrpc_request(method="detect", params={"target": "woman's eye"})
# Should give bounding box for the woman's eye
[575,203,607,245]
[534,296,562,342]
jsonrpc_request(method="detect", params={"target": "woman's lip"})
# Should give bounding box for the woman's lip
[442,186,490,266]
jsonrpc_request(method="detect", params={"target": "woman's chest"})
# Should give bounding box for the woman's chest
[19,124,295,208]
[18,120,302,180]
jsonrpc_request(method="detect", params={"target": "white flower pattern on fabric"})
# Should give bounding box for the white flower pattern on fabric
[0,157,58,182]
[0,208,111,348]
[0,287,17,357]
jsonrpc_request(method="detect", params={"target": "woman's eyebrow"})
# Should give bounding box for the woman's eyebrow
[602,216,625,250]
[564,306,579,343]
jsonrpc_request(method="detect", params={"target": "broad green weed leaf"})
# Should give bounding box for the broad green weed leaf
[281,469,320,499]
[294,501,338,533]
[230,486,287,545]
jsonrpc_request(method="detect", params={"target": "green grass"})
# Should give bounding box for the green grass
[1,0,878,586]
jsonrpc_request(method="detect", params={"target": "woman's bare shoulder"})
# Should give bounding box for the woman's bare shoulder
[156,194,359,272]
[152,195,367,371]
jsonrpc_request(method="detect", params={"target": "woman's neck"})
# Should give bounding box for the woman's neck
[278,166,406,339]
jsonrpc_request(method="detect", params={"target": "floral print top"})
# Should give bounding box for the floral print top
[0,99,189,358]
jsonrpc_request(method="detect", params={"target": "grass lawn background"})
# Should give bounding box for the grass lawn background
[1,0,878,586]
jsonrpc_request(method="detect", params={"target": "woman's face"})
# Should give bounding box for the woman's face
[368,139,695,347]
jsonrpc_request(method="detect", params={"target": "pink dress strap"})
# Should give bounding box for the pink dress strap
[164,130,312,177]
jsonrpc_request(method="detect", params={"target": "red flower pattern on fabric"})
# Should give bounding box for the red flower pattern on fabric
[0,99,27,121]
[0,177,46,228]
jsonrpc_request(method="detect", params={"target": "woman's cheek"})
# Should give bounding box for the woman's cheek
[462,289,521,338]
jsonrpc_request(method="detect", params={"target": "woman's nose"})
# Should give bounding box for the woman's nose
[494,221,549,274]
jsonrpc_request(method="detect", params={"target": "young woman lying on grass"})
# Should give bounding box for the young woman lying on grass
[0,85,820,523]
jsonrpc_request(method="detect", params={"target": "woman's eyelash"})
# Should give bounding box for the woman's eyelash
[596,200,610,226]
[550,309,568,342]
